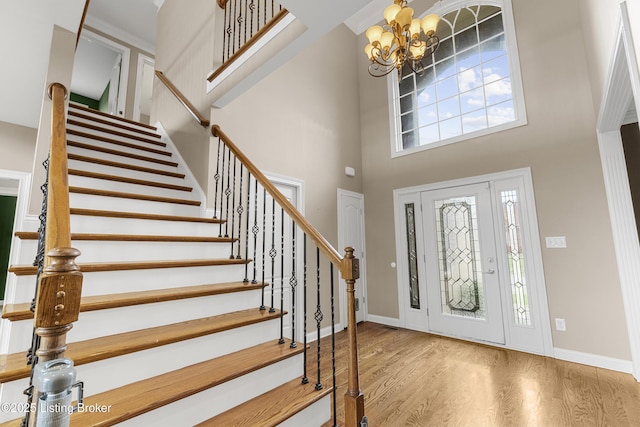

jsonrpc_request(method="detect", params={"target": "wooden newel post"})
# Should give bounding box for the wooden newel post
[341,247,365,427]
[34,248,83,362]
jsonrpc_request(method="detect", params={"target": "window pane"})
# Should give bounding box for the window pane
[478,5,501,22]
[479,13,504,41]
[417,84,436,107]
[418,103,439,126]
[416,66,436,92]
[402,129,419,149]
[454,8,476,33]
[401,111,417,130]
[435,12,455,40]
[458,65,483,92]
[460,87,485,114]
[483,55,510,85]
[435,37,454,63]
[405,203,421,309]
[480,34,506,62]
[487,100,515,127]
[436,75,458,100]
[462,109,488,133]
[435,57,456,80]
[485,77,512,106]
[438,96,460,121]
[439,115,462,139]
[399,74,415,96]
[455,26,478,54]
[400,94,415,114]
[419,122,440,145]
[456,46,481,73]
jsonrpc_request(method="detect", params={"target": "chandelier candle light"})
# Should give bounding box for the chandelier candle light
[364,0,440,77]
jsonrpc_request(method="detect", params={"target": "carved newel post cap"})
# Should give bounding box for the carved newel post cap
[45,247,81,273]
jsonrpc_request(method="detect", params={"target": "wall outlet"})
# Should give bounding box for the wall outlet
[555,318,567,331]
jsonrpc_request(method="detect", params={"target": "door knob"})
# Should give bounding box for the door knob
[485,268,495,274]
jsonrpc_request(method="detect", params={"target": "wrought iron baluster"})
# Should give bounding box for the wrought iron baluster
[315,247,323,390]
[232,0,238,56]
[243,171,252,282]
[302,234,309,385]
[290,221,297,348]
[269,197,276,313]
[279,207,285,344]
[252,179,259,284]
[236,164,244,260]
[243,0,248,45]
[224,146,232,237]
[249,0,255,44]
[218,146,226,237]
[224,1,230,62]
[213,138,222,218]
[229,156,238,257]
[260,187,267,310]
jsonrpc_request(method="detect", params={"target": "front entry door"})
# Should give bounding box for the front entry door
[421,182,505,344]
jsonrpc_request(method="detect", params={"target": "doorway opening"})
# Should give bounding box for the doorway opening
[71,29,130,117]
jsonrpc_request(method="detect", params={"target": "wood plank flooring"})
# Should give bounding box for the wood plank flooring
[318,322,640,427]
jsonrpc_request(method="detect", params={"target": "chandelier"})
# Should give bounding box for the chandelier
[364,0,440,77]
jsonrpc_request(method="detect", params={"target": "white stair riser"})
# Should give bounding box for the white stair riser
[0,321,285,423]
[68,158,186,187]
[69,193,202,217]
[16,239,233,264]
[5,289,265,352]
[67,123,162,147]
[68,175,197,202]
[11,263,250,302]
[118,354,303,427]
[69,215,223,236]
[68,107,157,134]
[66,145,178,174]
[278,395,332,427]
[67,133,171,162]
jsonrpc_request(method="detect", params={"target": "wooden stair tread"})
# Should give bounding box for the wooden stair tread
[68,153,185,179]
[67,140,177,167]
[70,339,301,426]
[68,110,161,139]
[69,186,201,206]
[69,169,192,192]
[0,308,284,383]
[196,377,332,427]
[2,281,262,321]
[70,208,224,223]
[15,231,232,242]
[69,103,157,131]
[67,119,165,147]
[9,257,249,276]
[67,130,169,156]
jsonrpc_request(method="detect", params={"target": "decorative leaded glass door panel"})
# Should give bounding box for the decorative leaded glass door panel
[421,182,505,344]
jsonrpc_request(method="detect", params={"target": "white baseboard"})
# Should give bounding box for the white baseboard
[306,324,340,343]
[553,347,632,373]
[365,314,401,328]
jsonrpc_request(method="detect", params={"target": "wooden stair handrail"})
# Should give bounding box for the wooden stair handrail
[211,125,342,266]
[212,124,365,426]
[155,70,210,128]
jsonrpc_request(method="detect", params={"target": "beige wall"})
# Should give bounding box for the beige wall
[0,122,36,173]
[358,0,631,359]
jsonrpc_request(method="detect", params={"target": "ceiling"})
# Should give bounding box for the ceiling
[0,0,387,130]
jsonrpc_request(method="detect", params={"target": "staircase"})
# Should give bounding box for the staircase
[0,103,333,426]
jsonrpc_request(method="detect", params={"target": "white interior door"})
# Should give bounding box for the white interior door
[338,190,366,324]
[421,182,505,344]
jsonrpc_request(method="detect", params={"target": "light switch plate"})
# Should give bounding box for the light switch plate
[545,236,567,248]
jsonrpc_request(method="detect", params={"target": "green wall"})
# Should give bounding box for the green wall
[70,92,99,110]
[0,195,17,300]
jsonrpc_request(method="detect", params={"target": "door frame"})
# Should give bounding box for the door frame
[596,1,640,380]
[76,29,130,117]
[393,167,553,356]
[133,53,155,122]
[337,189,368,328]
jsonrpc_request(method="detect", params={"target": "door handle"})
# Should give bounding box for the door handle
[485,268,495,274]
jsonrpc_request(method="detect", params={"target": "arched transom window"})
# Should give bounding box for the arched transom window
[390,1,526,155]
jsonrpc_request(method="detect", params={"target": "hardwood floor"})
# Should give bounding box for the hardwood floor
[315,322,640,427]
